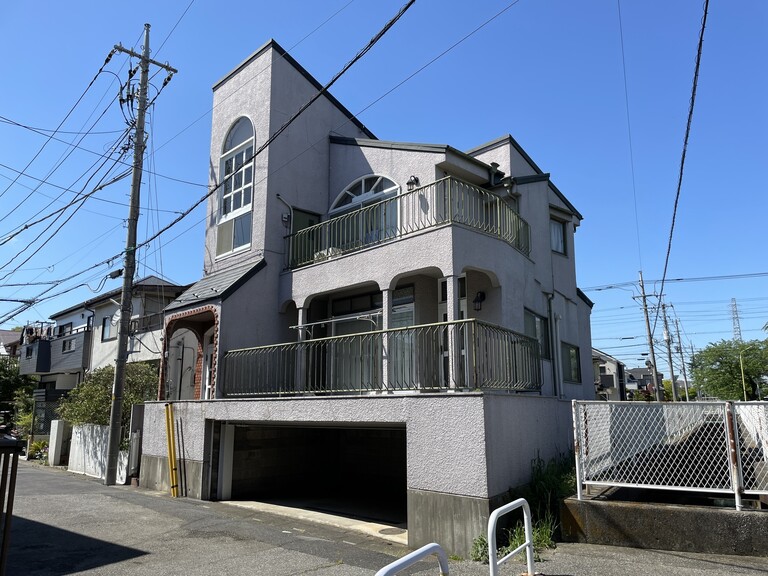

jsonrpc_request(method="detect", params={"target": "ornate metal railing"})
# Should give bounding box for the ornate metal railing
[221,319,540,397]
[285,177,530,268]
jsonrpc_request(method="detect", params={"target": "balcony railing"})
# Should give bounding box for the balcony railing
[286,177,530,269]
[221,319,541,398]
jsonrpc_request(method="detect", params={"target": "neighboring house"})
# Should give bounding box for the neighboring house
[19,276,187,396]
[0,330,22,358]
[592,348,627,401]
[626,366,664,398]
[140,40,594,555]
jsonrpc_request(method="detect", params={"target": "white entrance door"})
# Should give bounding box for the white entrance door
[203,332,214,400]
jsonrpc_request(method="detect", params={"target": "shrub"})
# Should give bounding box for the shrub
[28,440,48,460]
[58,362,158,428]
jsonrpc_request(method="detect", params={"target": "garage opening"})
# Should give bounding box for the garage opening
[227,424,407,526]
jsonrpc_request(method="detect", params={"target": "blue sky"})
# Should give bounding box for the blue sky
[1,0,766,374]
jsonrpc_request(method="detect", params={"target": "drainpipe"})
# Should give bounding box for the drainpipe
[276,194,294,268]
[83,306,96,379]
[546,293,559,398]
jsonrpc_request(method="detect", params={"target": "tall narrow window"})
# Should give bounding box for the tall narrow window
[550,219,566,254]
[524,309,550,359]
[561,342,581,382]
[217,117,254,257]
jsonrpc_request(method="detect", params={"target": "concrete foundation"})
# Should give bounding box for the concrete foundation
[562,496,768,557]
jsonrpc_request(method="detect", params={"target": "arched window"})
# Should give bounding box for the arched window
[217,117,254,257]
[329,175,400,249]
[330,175,399,213]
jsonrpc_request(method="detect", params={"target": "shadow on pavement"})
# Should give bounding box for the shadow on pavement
[6,516,147,575]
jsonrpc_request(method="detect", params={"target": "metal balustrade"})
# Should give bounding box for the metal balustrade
[286,177,530,269]
[222,319,540,397]
[573,400,768,509]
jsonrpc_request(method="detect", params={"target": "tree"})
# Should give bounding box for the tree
[0,357,33,408]
[58,362,159,428]
[690,339,768,400]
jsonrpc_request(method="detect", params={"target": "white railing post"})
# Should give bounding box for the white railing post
[573,400,583,500]
[725,402,744,510]
[375,543,449,576]
[487,498,535,576]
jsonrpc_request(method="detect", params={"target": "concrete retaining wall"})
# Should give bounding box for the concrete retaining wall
[68,424,128,484]
[562,497,768,556]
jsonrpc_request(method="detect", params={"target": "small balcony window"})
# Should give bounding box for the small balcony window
[62,338,76,354]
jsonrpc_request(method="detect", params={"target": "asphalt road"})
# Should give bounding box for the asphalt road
[7,462,768,575]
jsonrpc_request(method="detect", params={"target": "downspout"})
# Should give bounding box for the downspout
[276,194,294,268]
[83,305,96,384]
[546,293,559,398]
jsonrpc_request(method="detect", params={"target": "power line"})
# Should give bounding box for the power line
[0,49,117,203]
[583,271,768,291]
[154,0,358,153]
[654,0,710,323]
[615,0,643,272]
[0,0,415,322]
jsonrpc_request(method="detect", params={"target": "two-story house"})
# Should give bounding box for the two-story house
[19,276,186,434]
[139,40,594,555]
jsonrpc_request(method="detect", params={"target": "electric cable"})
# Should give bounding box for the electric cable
[616,0,643,272]
[0,49,117,203]
[653,0,710,331]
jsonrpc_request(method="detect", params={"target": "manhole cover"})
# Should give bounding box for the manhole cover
[379,528,406,535]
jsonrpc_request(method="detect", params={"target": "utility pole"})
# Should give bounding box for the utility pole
[105,24,176,486]
[675,318,690,401]
[638,271,663,401]
[662,302,679,401]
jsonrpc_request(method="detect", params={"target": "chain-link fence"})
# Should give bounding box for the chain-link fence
[573,401,768,509]
[734,403,768,493]
[31,400,59,436]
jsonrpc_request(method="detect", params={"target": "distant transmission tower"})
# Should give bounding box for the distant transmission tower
[731,298,742,341]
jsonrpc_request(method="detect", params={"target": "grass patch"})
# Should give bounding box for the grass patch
[472,453,575,564]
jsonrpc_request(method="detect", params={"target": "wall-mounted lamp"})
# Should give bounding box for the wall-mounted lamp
[406,175,420,191]
[473,291,486,311]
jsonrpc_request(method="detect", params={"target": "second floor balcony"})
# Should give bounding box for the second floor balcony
[285,177,530,269]
[220,319,541,398]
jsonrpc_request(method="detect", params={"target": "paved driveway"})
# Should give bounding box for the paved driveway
[8,462,768,575]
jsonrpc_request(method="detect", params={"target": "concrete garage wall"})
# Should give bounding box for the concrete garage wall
[140,393,571,555]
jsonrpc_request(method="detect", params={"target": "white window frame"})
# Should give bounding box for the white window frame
[329,174,400,214]
[217,117,255,258]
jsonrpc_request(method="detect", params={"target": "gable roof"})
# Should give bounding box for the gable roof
[467,134,583,220]
[214,39,375,139]
[165,259,267,313]
[51,276,186,319]
[0,330,21,349]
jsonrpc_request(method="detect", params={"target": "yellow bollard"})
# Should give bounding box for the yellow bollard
[164,403,179,498]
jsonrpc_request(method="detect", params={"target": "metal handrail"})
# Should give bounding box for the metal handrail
[488,498,535,576]
[285,176,530,268]
[222,319,541,397]
[375,543,449,576]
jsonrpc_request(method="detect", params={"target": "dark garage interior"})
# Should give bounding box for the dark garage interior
[229,424,407,526]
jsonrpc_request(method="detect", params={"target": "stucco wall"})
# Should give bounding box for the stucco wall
[143,392,574,502]
[483,394,573,496]
[143,394,490,498]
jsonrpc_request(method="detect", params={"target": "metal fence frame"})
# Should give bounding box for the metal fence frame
[573,400,768,510]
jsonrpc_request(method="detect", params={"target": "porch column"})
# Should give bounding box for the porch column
[445,275,460,389]
[295,307,308,392]
[381,288,392,392]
